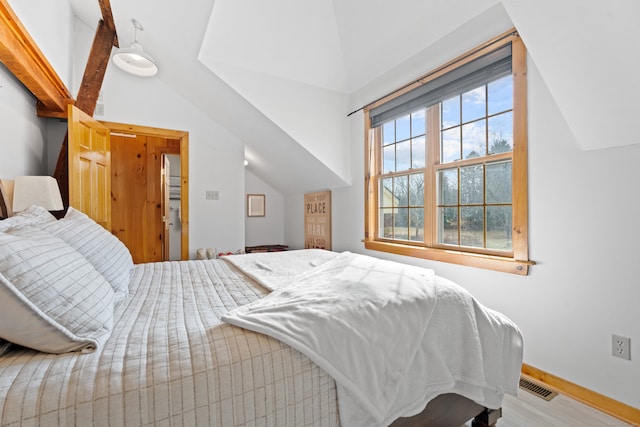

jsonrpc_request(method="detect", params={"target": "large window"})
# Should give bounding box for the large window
[364,31,531,275]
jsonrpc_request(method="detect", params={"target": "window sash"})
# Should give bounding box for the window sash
[364,30,531,275]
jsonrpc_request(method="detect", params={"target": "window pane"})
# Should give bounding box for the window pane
[412,110,426,137]
[409,173,424,206]
[396,115,411,141]
[442,96,460,128]
[438,207,458,245]
[383,122,395,145]
[441,127,460,163]
[380,208,394,238]
[460,206,484,247]
[460,165,483,205]
[409,208,424,242]
[486,161,512,204]
[394,208,409,240]
[412,136,425,169]
[438,169,458,205]
[488,75,513,115]
[383,144,395,173]
[488,112,513,154]
[367,38,526,266]
[394,175,409,207]
[462,86,486,123]
[462,119,486,159]
[487,205,512,251]
[396,140,411,171]
[380,177,394,207]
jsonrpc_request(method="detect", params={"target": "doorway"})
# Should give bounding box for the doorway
[104,121,189,263]
[163,154,182,261]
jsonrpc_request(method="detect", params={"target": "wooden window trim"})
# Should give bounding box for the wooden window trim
[364,29,533,276]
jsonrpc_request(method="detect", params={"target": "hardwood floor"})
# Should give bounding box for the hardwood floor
[463,391,633,426]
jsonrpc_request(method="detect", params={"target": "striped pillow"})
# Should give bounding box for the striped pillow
[0,204,56,232]
[0,226,114,353]
[41,207,133,297]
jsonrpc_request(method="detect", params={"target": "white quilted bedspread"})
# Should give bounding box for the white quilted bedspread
[0,260,339,426]
[0,250,523,427]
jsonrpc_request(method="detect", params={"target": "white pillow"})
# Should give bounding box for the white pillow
[0,226,114,353]
[41,207,133,296]
[0,205,56,232]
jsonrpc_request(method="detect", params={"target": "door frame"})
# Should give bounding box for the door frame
[101,121,189,261]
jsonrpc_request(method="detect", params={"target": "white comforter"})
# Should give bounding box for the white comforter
[222,251,524,427]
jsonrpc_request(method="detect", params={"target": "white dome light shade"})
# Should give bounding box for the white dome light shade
[112,19,158,77]
[113,42,158,76]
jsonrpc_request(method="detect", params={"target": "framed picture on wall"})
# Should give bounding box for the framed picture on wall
[247,194,265,217]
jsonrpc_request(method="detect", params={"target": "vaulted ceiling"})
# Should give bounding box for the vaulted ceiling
[68,0,640,194]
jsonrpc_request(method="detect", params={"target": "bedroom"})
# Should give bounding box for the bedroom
[0,0,638,424]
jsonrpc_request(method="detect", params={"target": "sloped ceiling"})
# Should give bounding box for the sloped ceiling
[200,0,502,93]
[68,0,640,195]
[501,0,640,151]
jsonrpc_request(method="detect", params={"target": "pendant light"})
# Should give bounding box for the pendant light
[112,19,158,77]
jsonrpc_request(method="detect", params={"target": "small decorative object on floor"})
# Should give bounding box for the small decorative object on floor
[196,248,222,259]
[217,251,238,257]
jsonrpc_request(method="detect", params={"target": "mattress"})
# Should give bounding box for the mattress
[0,259,339,426]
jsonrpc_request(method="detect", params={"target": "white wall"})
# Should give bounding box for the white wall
[2,3,247,259]
[286,55,640,409]
[91,27,245,258]
[284,194,306,250]
[200,0,351,184]
[45,120,68,175]
[0,65,48,178]
[7,0,74,91]
[244,170,285,248]
[64,19,247,259]
[207,64,352,186]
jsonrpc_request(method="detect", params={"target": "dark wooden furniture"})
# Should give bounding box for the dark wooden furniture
[391,393,501,427]
[245,244,288,253]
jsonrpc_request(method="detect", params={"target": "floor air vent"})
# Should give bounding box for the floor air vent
[519,378,558,401]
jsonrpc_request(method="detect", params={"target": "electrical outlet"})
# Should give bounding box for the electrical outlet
[205,190,219,201]
[612,334,631,360]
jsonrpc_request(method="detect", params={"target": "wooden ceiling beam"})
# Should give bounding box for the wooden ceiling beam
[55,0,119,208]
[99,0,118,46]
[75,19,117,116]
[0,0,73,116]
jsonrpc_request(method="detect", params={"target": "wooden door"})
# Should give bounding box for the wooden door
[110,133,180,263]
[68,105,111,230]
[110,132,146,261]
[102,121,189,262]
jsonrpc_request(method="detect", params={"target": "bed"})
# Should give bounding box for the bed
[0,205,523,426]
